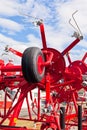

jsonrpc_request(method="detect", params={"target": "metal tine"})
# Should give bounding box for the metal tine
[69,10,83,37]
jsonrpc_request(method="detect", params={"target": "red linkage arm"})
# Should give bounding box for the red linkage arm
[36,20,47,49]
[5,46,22,57]
[82,52,87,62]
[61,38,80,56]
[0,65,22,72]
[8,48,23,57]
[40,23,47,49]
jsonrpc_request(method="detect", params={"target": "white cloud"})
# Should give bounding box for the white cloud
[0,0,20,16]
[54,0,87,35]
[20,0,87,62]
[0,34,27,64]
[27,34,42,48]
[42,0,87,59]
[0,0,24,34]
[30,2,51,20]
[70,48,87,62]
[0,0,87,65]
[0,34,27,51]
[0,18,24,33]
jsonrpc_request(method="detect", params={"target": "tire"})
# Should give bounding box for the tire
[22,47,45,83]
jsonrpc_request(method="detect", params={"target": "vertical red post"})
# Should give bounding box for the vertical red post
[4,91,7,116]
[38,88,40,120]
[72,88,78,114]
[45,73,50,103]
[66,52,72,64]
[82,52,87,62]
[40,23,47,49]
[26,94,32,119]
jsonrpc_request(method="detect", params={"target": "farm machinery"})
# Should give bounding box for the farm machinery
[0,14,87,130]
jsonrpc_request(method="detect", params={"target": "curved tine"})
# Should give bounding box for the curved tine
[72,10,83,36]
[72,10,78,16]
[18,9,37,19]
[69,18,79,33]
[18,9,43,26]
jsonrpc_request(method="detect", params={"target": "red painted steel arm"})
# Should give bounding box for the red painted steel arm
[5,46,22,57]
[62,38,80,56]
[8,48,23,57]
[82,52,87,62]
[46,73,50,103]
[66,52,72,64]
[0,65,22,72]
[39,23,47,49]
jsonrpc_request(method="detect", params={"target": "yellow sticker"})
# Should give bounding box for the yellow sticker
[14,118,17,123]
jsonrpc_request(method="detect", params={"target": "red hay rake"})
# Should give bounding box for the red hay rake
[0,18,87,130]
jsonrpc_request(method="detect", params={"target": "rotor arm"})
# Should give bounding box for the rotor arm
[5,45,23,57]
[62,10,83,56]
[40,23,47,49]
[61,38,80,56]
[34,20,47,49]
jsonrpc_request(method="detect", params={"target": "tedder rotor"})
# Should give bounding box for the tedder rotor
[0,15,87,130]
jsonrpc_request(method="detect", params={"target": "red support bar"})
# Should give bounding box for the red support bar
[0,126,27,130]
[40,23,47,49]
[66,52,72,64]
[38,88,40,120]
[9,48,23,57]
[46,73,50,103]
[82,52,87,62]
[62,38,80,56]
[1,66,22,72]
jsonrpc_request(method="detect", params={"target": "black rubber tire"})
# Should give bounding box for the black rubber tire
[22,47,45,83]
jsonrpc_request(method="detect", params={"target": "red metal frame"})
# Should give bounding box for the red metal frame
[0,21,87,130]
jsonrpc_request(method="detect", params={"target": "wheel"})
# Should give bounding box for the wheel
[22,47,45,83]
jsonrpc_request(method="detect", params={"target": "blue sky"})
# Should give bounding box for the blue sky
[0,0,87,64]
